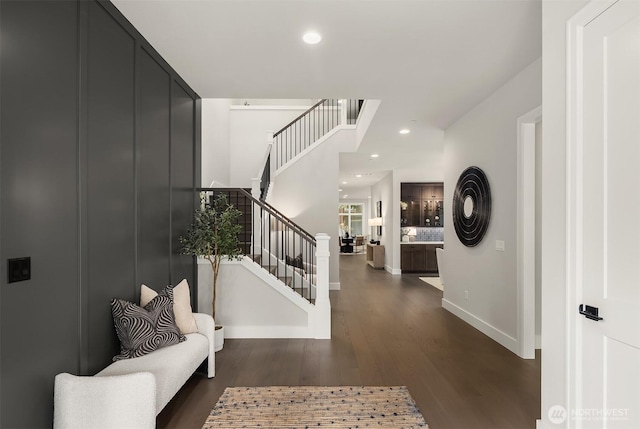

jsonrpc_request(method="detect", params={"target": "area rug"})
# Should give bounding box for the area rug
[419,277,443,291]
[202,386,428,428]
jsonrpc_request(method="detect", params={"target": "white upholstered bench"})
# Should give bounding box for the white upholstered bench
[53,312,215,429]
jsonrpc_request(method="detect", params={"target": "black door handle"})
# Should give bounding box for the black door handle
[579,304,603,321]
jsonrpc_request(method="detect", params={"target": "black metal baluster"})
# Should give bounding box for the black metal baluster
[323,99,326,136]
[290,225,295,291]
[299,234,303,298]
[299,119,302,156]
[308,106,311,146]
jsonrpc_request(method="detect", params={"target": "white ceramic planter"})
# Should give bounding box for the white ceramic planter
[214,325,224,352]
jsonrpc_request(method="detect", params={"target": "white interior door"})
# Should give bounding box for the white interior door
[571,1,640,428]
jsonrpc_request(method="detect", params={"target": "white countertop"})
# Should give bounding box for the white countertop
[400,241,444,245]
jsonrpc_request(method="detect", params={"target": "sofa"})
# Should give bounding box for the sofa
[54,312,215,429]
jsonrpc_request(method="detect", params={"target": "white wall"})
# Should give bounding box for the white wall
[539,1,589,427]
[269,128,357,287]
[201,98,232,187]
[201,100,310,188]
[228,105,309,187]
[370,172,395,272]
[198,260,311,337]
[441,58,541,354]
[355,100,382,149]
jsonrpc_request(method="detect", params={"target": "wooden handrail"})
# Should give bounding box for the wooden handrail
[198,188,316,243]
[273,99,327,137]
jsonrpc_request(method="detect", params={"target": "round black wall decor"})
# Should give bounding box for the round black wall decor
[452,166,491,247]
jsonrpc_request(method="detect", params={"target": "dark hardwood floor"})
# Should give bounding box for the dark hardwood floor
[158,254,540,429]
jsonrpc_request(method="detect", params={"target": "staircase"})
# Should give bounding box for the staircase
[258,98,364,199]
[201,188,318,303]
[198,98,371,339]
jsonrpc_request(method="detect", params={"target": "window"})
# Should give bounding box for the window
[339,204,363,237]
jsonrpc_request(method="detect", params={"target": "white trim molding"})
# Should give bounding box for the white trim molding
[442,298,519,355]
[517,105,542,359]
[536,419,552,429]
[225,325,314,339]
[386,266,402,275]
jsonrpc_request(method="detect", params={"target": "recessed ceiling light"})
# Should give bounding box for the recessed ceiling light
[343,195,348,198]
[342,181,348,185]
[356,174,362,178]
[370,153,379,158]
[399,129,411,135]
[303,32,322,44]
[338,188,343,192]
[368,196,372,199]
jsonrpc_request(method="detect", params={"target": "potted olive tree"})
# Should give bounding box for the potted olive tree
[180,193,243,351]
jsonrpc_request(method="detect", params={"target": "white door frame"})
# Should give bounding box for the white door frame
[517,106,542,359]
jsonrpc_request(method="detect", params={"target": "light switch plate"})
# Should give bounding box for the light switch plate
[495,240,505,252]
[8,257,31,283]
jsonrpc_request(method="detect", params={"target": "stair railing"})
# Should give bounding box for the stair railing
[199,188,317,302]
[259,152,270,200]
[271,98,364,170]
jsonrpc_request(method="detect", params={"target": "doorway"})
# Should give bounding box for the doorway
[517,106,542,359]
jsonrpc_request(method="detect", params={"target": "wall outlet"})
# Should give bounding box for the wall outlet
[495,240,505,252]
[465,290,469,300]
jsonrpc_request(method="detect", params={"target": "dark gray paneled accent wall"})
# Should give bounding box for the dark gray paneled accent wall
[171,83,197,286]
[138,49,172,290]
[85,0,137,375]
[0,1,201,426]
[0,2,81,426]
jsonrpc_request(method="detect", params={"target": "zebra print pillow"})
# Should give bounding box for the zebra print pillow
[110,286,186,361]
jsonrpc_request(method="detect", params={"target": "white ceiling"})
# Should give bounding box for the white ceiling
[113,0,542,192]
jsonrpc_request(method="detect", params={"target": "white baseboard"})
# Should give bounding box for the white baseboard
[536,419,552,429]
[385,266,402,275]
[442,298,519,355]
[329,282,341,290]
[224,325,313,339]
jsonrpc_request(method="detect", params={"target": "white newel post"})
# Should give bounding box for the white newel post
[314,233,331,339]
[267,131,275,175]
[340,99,348,125]
[250,178,262,258]
[250,177,261,199]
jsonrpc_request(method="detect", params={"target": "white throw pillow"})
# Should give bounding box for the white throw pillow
[140,279,198,334]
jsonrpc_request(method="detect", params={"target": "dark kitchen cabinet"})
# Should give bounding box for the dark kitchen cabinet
[400,184,421,227]
[425,244,441,272]
[401,244,427,272]
[401,243,443,273]
[400,183,444,227]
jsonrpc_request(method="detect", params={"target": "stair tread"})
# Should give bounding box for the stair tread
[278,276,293,286]
[250,257,315,304]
